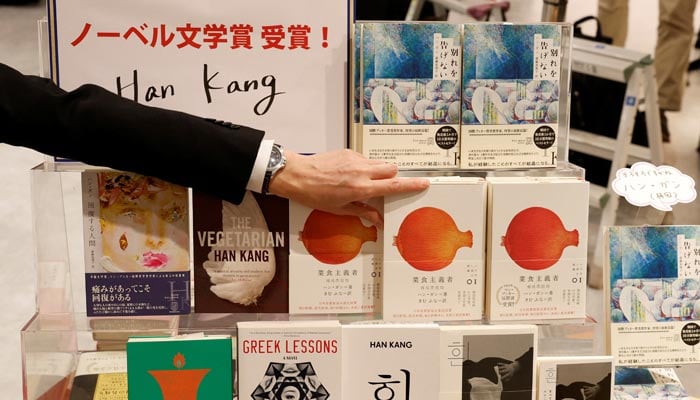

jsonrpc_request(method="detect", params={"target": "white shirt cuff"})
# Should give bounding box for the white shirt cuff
[246,139,274,193]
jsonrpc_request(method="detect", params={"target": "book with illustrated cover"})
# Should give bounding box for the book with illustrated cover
[237,320,341,400]
[613,367,689,400]
[192,190,289,313]
[605,225,700,366]
[126,333,233,400]
[355,22,462,169]
[81,171,191,317]
[69,351,127,400]
[288,198,383,314]
[342,323,440,400]
[460,23,571,170]
[383,177,487,322]
[440,324,537,400]
[485,177,589,321]
[537,356,613,400]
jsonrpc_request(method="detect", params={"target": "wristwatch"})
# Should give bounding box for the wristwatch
[262,143,286,194]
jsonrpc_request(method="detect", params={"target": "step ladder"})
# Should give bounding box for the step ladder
[569,37,665,280]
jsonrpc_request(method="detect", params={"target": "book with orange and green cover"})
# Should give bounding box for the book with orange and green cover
[126,333,233,400]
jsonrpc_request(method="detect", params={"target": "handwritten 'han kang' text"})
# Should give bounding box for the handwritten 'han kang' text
[115,64,284,115]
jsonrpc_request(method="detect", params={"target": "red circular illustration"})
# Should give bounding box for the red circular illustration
[300,209,377,265]
[501,206,578,270]
[394,207,473,272]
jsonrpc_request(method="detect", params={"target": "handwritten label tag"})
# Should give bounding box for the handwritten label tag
[611,161,697,211]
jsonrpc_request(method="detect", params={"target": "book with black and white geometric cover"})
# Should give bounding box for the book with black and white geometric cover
[237,320,341,400]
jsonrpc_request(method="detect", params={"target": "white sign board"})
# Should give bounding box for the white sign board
[51,0,349,153]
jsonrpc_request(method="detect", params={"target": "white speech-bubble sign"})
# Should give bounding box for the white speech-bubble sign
[611,161,697,211]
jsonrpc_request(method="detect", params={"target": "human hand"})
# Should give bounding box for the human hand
[581,384,600,400]
[268,149,430,228]
[497,361,520,383]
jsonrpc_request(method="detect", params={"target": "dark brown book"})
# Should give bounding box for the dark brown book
[192,191,289,313]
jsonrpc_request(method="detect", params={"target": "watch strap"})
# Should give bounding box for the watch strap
[262,170,274,194]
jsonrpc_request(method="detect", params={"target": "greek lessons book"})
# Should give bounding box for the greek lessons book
[81,171,191,316]
[356,22,462,169]
[342,322,440,400]
[192,190,289,313]
[605,225,700,366]
[288,199,383,314]
[440,324,538,400]
[126,333,233,400]
[460,23,570,170]
[237,320,342,400]
[485,177,589,321]
[383,177,487,322]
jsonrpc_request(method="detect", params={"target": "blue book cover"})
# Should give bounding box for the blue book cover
[460,23,567,169]
[613,367,689,400]
[607,225,700,366]
[359,22,462,169]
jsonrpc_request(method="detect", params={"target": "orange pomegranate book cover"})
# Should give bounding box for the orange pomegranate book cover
[192,190,289,313]
[485,176,590,322]
[126,333,233,400]
[288,198,383,314]
[382,177,487,322]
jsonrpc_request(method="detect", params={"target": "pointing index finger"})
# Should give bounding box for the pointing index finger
[366,176,430,198]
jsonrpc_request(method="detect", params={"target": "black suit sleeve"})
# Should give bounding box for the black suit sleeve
[0,62,264,204]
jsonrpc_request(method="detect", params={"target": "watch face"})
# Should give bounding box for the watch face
[268,145,283,169]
